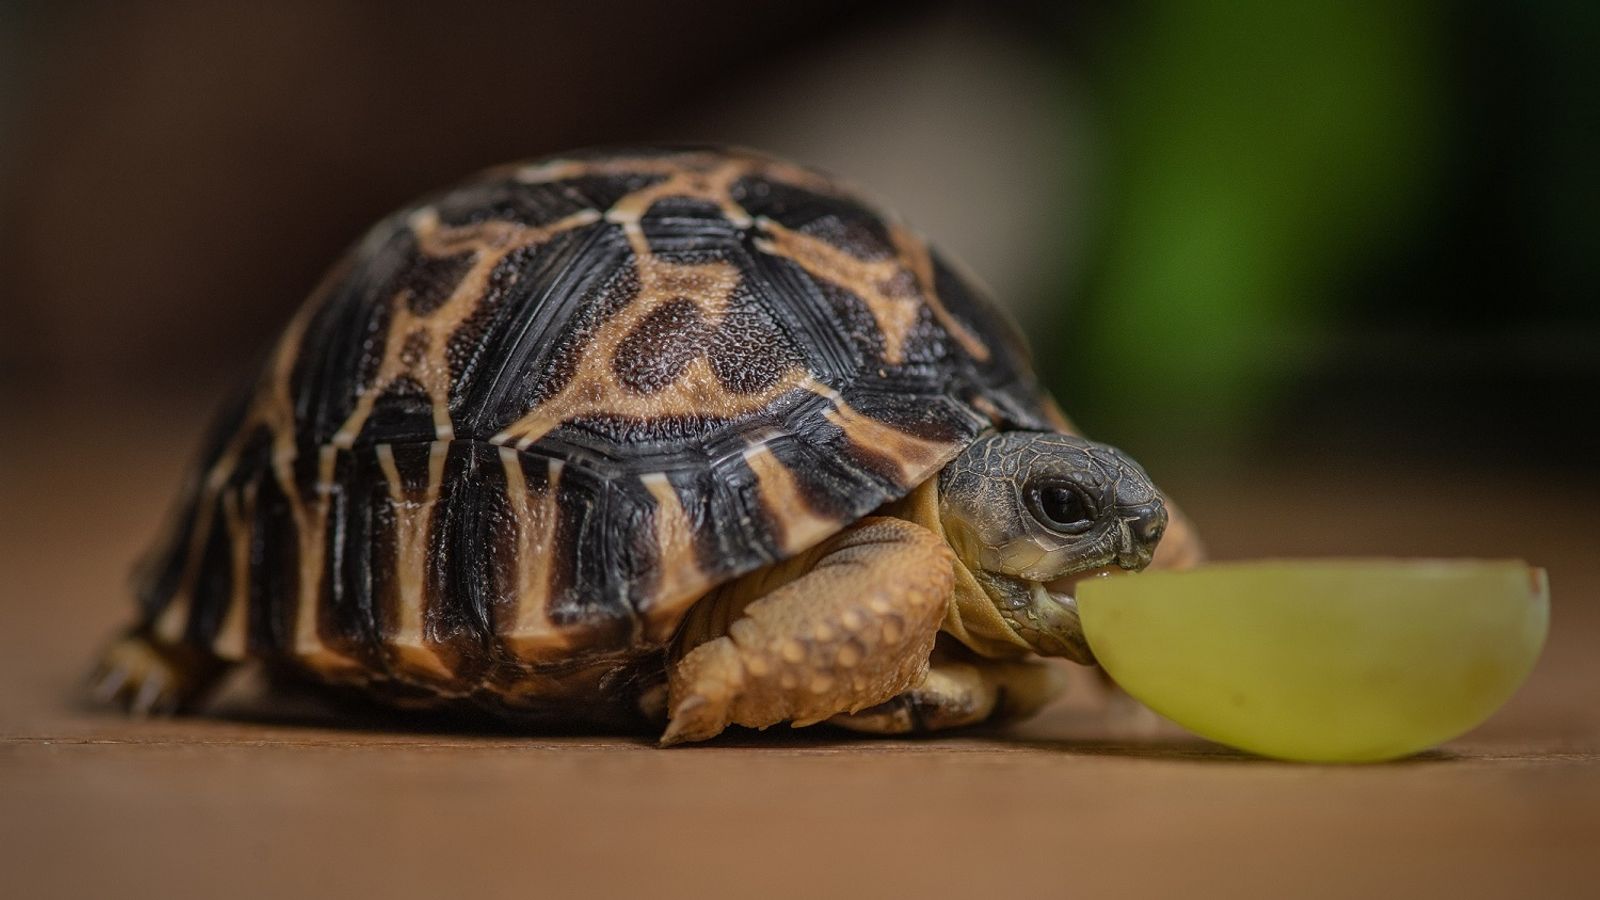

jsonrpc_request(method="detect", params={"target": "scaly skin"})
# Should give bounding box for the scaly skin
[662,518,953,745]
[831,641,1068,734]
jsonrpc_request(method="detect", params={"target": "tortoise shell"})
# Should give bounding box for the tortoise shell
[135,146,1061,715]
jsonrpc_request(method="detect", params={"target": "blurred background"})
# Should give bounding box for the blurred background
[3,0,1597,478]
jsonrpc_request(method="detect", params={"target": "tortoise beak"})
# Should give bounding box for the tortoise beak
[1114,500,1167,570]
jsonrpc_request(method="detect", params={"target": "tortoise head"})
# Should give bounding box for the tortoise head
[937,431,1167,663]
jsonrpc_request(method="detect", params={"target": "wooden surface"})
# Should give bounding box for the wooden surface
[3,398,1597,899]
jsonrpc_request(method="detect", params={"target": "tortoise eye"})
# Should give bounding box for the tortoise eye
[1028,483,1096,535]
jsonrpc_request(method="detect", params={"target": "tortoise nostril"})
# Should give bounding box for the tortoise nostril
[1131,509,1166,548]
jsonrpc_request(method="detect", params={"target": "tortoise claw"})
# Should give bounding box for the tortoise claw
[659,694,723,746]
[87,631,224,716]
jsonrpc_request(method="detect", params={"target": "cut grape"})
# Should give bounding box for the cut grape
[1076,559,1549,762]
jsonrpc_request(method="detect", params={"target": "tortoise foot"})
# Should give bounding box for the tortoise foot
[88,631,227,716]
[832,652,1068,735]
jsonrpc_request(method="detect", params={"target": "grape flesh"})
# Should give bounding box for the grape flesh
[1077,560,1549,762]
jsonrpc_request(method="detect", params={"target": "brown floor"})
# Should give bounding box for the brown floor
[3,396,1597,900]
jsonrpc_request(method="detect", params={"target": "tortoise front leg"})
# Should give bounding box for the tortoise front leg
[830,642,1067,734]
[661,517,953,745]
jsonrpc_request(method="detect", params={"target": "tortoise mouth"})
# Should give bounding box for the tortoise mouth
[1040,565,1124,605]
[1021,565,1127,664]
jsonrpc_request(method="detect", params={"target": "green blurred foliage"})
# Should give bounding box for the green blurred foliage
[1051,1,1442,459]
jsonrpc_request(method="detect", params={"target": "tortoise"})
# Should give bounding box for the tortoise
[91,146,1202,743]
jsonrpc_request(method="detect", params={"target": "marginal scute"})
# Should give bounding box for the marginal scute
[495,450,569,660]
[638,472,713,641]
[373,442,454,681]
[133,146,1059,717]
[742,444,838,556]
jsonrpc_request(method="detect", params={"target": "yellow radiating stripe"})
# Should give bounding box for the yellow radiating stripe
[741,445,839,556]
[289,445,359,674]
[499,448,568,659]
[212,482,258,660]
[821,397,959,488]
[375,442,453,679]
[153,440,245,643]
[639,472,712,641]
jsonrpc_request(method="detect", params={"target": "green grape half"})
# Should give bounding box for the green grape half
[1077,560,1549,762]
